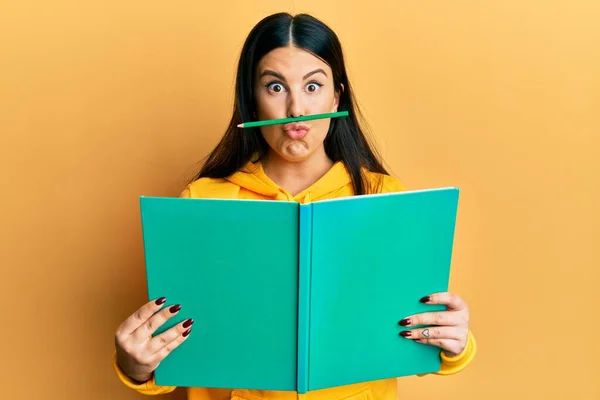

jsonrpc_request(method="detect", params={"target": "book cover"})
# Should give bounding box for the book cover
[139,187,459,391]
[140,198,300,390]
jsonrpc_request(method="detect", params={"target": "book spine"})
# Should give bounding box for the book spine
[297,203,312,394]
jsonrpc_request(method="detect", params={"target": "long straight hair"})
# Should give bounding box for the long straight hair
[191,13,389,195]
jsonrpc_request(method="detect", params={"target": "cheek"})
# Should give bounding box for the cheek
[309,91,336,111]
[259,126,280,144]
[312,120,331,140]
[256,93,285,118]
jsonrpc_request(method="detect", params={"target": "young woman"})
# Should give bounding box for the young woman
[113,12,476,400]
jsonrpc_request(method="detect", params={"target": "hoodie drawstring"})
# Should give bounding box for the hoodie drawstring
[302,192,312,204]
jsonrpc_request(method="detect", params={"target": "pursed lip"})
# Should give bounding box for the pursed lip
[283,122,310,139]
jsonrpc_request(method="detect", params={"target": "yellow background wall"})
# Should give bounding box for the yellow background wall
[1,1,598,399]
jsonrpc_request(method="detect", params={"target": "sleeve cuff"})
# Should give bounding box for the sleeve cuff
[112,352,176,395]
[435,330,477,375]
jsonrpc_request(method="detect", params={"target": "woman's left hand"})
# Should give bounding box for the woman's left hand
[398,292,470,357]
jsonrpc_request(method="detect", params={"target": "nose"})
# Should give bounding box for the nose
[287,89,305,118]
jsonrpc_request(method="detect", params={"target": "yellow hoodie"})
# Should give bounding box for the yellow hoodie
[114,160,477,400]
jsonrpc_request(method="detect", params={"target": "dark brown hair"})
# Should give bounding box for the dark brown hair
[191,12,388,195]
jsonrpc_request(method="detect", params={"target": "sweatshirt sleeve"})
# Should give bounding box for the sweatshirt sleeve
[113,352,177,395]
[435,330,477,375]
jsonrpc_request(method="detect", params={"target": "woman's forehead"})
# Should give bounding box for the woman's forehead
[257,46,332,78]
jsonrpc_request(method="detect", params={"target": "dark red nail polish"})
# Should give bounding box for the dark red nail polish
[420,296,431,303]
[182,318,194,328]
[400,331,412,337]
[182,328,191,337]
[155,297,166,305]
[169,304,181,313]
[398,318,411,326]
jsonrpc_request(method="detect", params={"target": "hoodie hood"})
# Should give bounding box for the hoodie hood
[226,161,352,203]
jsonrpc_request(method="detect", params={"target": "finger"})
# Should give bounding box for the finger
[116,297,167,338]
[420,292,466,311]
[148,318,194,354]
[399,310,464,327]
[132,303,182,341]
[151,327,193,364]
[414,338,464,355]
[399,326,463,340]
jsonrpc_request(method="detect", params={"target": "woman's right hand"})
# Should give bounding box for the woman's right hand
[115,297,194,383]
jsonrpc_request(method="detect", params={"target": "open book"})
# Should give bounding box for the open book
[139,187,459,392]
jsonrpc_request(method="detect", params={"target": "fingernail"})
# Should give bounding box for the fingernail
[414,339,422,343]
[182,318,194,328]
[169,304,181,313]
[398,318,411,326]
[155,297,166,305]
[399,331,412,337]
[182,328,191,337]
[420,296,431,303]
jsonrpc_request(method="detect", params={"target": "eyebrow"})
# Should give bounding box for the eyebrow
[259,68,328,81]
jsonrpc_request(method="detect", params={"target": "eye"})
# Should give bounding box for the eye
[267,82,286,93]
[306,82,323,93]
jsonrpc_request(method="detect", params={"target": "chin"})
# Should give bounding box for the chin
[282,155,311,163]
[277,143,312,161]
[279,150,313,163]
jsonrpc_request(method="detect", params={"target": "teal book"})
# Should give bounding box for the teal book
[139,187,460,392]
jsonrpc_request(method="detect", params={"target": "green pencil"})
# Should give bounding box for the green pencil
[236,111,349,128]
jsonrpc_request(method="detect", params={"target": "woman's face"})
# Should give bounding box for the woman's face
[254,46,340,163]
